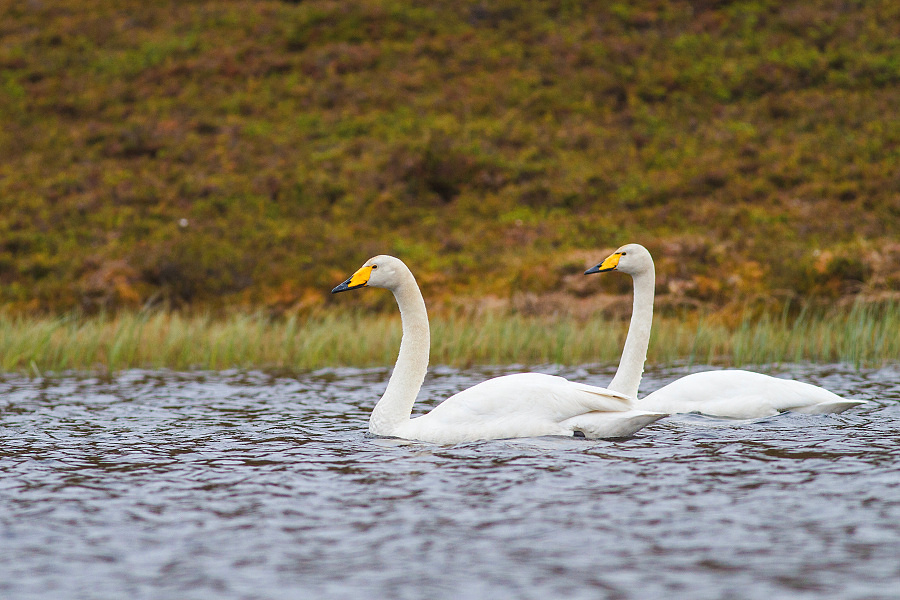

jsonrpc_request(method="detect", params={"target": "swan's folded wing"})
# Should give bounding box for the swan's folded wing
[410,373,632,439]
[637,370,866,418]
[442,373,634,414]
[637,371,768,417]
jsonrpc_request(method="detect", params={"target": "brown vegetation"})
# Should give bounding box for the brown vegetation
[1,0,898,318]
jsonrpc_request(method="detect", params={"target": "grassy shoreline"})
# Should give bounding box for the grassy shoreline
[1,304,898,375]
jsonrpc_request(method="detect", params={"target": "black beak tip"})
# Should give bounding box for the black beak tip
[331,280,351,294]
[584,265,601,275]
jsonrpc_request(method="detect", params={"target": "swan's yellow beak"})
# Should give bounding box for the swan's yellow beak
[331,265,373,293]
[585,252,621,275]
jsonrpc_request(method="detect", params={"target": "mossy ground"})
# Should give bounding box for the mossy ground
[1,1,898,336]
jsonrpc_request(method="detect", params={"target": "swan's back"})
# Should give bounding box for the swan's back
[394,373,663,443]
[637,369,865,418]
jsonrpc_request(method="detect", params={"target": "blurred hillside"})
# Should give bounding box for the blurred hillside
[1,0,898,316]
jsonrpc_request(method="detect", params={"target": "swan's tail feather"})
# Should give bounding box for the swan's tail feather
[562,410,666,439]
[791,399,868,414]
[569,382,635,411]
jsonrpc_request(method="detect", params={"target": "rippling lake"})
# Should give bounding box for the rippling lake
[1,364,898,599]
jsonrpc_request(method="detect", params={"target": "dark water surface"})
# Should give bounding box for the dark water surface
[1,364,898,600]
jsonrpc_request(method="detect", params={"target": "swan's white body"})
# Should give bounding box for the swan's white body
[589,243,867,419]
[332,255,664,444]
[395,373,663,444]
[635,370,865,418]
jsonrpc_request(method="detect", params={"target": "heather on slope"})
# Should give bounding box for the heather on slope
[1,0,898,316]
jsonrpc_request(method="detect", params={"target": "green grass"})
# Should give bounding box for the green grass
[2,303,897,375]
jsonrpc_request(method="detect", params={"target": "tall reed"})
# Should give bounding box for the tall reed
[0,303,897,374]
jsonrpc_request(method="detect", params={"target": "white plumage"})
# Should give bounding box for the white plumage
[585,243,867,418]
[636,369,865,418]
[396,373,661,444]
[332,255,664,444]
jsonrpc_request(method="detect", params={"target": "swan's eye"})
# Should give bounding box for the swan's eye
[371,265,378,269]
[620,252,627,256]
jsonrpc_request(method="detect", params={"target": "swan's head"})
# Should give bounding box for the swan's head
[331,255,411,294]
[584,243,653,277]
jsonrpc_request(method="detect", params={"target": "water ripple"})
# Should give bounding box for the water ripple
[1,364,898,599]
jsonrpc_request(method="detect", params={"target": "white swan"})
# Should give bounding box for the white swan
[585,243,867,418]
[331,255,665,444]
[638,370,866,418]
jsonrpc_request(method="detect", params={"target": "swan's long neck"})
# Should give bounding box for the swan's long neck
[608,265,654,399]
[369,272,430,436]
